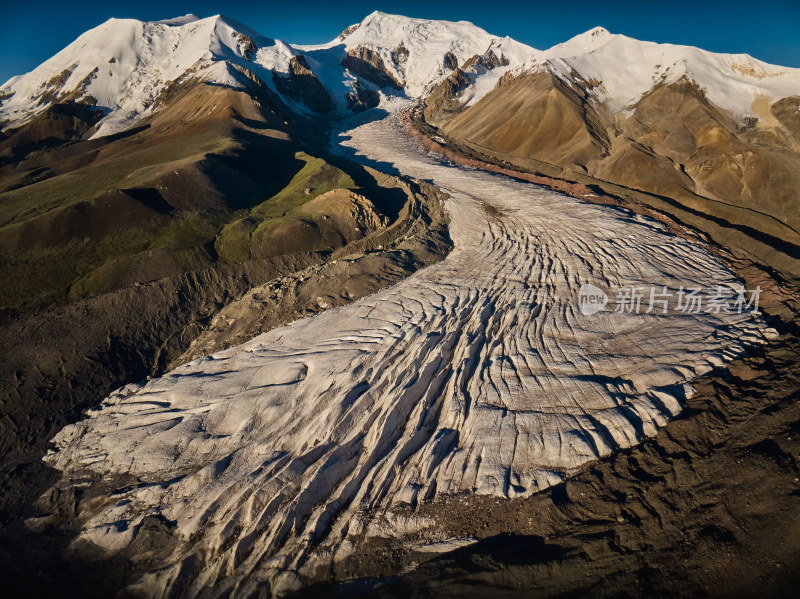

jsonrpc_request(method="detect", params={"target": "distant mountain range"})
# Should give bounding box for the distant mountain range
[3,11,798,135]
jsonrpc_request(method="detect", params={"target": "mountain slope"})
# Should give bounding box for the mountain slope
[2,12,499,310]
[1,79,299,308]
[0,11,539,139]
[422,28,800,279]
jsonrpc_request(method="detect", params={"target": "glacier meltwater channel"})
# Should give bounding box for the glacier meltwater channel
[44,100,773,595]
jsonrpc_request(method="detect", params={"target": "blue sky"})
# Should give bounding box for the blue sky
[1,0,798,85]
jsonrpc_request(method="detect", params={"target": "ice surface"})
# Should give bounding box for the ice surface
[44,100,774,595]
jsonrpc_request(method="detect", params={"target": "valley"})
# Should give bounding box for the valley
[38,101,776,596]
[0,10,798,598]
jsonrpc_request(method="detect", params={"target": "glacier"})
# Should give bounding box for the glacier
[43,100,774,596]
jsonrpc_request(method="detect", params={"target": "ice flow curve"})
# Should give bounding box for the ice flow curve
[45,101,771,595]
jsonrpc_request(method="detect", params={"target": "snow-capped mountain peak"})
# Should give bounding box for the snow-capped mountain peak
[548,26,614,56]
[3,10,528,137]
[0,14,279,136]
[156,13,203,26]
[333,11,535,97]
[533,28,800,118]
[2,12,798,139]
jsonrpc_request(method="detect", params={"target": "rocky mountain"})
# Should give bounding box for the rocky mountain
[3,11,522,310]
[0,11,531,137]
[2,11,800,598]
[4,12,798,144]
[421,27,800,279]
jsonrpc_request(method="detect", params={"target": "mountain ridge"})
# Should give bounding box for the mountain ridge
[3,11,798,140]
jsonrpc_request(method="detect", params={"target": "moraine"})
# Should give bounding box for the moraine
[44,99,773,596]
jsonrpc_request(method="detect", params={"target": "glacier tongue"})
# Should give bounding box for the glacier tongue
[44,100,772,595]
